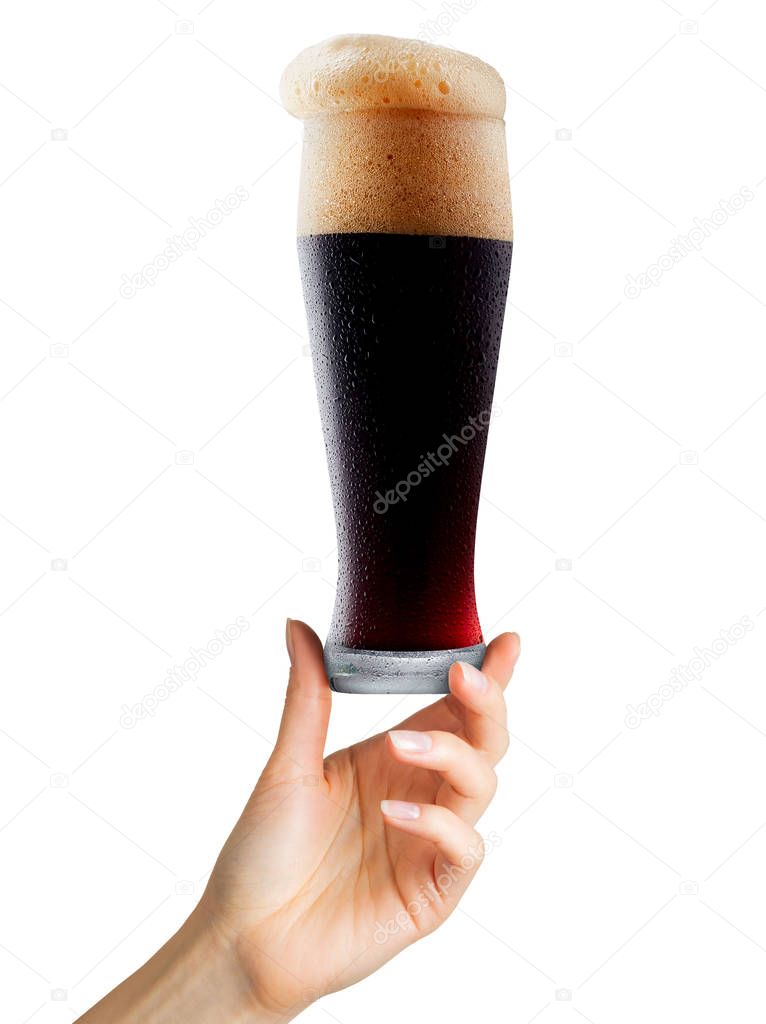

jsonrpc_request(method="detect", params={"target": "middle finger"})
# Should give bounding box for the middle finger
[386,729,497,823]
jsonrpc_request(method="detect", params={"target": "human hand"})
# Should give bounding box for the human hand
[78,620,519,1023]
[201,620,520,1019]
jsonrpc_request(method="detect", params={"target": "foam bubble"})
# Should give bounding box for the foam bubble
[280,34,506,119]
[281,35,513,240]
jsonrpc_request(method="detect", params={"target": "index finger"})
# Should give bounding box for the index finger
[447,633,520,762]
[482,632,521,691]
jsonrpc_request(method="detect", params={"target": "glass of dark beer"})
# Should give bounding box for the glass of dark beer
[281,35,513,693]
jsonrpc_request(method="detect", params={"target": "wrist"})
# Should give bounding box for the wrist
[77,903,287,1024]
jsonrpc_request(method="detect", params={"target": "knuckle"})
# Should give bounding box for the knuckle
[442,732,470,763]
[457,831,486,872]
[472,831,486,862]
[496,728,510,759]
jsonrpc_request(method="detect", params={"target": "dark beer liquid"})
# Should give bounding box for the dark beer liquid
[298,232,512,651]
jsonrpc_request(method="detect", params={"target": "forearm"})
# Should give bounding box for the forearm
[76,907,282,1024]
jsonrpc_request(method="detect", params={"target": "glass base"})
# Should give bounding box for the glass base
[324,641,486,694]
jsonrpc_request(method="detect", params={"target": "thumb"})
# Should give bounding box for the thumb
[269,619,332,777]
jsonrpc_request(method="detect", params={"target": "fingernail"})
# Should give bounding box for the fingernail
[380,800,421,820]
[285,618,295,665]
[389,730,433,753]
[459,661,489,693]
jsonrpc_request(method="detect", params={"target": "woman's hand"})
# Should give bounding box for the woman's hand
[79,620,519,1023]
[203,620,519,1019]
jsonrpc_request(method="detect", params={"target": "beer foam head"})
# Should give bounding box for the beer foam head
[281,35,513,240]
[280,34,506,119]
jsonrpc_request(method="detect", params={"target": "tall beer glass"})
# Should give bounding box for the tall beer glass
[281,35,513,692]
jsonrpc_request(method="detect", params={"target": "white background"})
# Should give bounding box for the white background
[2,0,766,1021]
